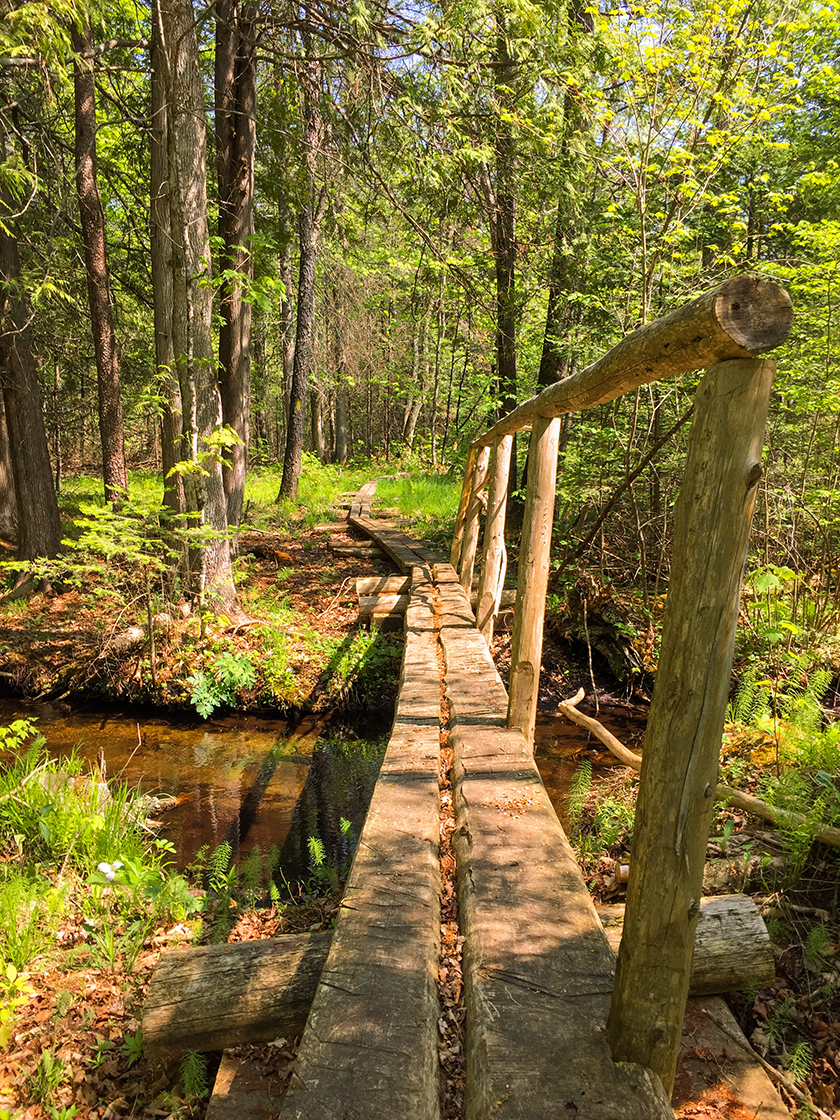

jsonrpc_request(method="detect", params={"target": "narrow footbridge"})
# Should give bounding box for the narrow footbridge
[145,278,795,1119]
[279,483,674,1120]
[282,276,795,1120]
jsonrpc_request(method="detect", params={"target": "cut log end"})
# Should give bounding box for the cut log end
[714,276,793,355]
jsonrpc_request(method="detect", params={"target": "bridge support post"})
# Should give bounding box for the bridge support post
[507,416,561,744]
[606,357,775,1096]
[476,433,513,643]
[450,445,477,569]
[458,445,491,594]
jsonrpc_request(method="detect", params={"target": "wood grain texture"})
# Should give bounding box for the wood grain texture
[450,445,477,567]
[474,276,791,445]
[279,565,442,1120]
[436,565,674,1120]
[607,358,776,1095]
[142,932,330,1057]
[458,445,491,593]
[507,417,561,744]
[598,894,774,996]
[476,434,513,644]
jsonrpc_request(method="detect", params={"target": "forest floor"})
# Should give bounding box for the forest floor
[0,516,407,719]
[0,489,839,1118]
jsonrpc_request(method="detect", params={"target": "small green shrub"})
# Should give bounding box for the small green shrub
[180,1049,209,1100]
[189,650,257,718]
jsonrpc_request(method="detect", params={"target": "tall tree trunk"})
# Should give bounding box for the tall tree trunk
[72,21,128,504]
[536,0,592,388]
[216,0,257,534]
[0,398,17,542]
[154,0,238,612]
[0,225,62,562]
[150,17,184,522]
[278,47,326,502]
[310,383,327,462]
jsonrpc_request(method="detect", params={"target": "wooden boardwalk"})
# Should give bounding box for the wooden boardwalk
[280,483,675,1120]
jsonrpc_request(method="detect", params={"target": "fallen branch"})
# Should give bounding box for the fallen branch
[557,691,840,848]
[702,1006,834,1120]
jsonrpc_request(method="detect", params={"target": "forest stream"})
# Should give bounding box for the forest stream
[0,695,647,874]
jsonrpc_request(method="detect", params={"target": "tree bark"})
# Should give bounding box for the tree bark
[215,0,257,533]
[0,397,17,541]
[154,0,237,611]
[150,16,184,522]
[278,46,326,502]
[72,21,128,504]
[0,114,62,564]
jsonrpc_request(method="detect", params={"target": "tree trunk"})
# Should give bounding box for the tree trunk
[0,113,62,565]
[215,0,257,533]
[279,47,326,502]
[150,17,184,523]
[0,397,17,542]
[310,382,327,461]
[72,21,128,504]
[154,0,238,612]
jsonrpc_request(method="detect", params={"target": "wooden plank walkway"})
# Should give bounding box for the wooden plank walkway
[279,486,444,1119]
[279,483,676,1119]
[193,478,787,1120]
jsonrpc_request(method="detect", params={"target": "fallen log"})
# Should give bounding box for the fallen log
[142,931,330,1057]
[557,690,840,848]
[328,540,383,559]
[598,894,774,995]
[356,575,411,596]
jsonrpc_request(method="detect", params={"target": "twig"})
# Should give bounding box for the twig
[702,1007,834,1120]
[320,576,354,617]
[116,724,144,780]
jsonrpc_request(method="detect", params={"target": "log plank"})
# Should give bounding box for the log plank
[474,276,792,446]
[436,563,673,1120]
[142,932,331,1058]
[607,358,776,1095]
[598,894,774,996]
[279,564,442,1120]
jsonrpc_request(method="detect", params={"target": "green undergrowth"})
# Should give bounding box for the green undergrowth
[0,718,348,1117]
[373,470,461,547]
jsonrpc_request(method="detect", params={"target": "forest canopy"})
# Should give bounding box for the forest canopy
[0,0,837,603]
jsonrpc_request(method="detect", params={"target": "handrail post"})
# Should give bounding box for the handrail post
[606,358,775,1096]
[506,417,561,744]
[458,446,491,594]
[450,445,477,569]
[476,434,513,644]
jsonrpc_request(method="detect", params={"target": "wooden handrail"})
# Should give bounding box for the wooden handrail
[471,275,792,447]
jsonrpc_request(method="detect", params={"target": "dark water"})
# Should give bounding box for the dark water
[534,701,647,829]
[0,699,387,877]
[0,692,644,880]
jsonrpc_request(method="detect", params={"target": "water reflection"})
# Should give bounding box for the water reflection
[0,699,386,877]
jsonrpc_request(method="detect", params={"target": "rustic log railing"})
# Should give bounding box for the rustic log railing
[450,274,793,1098]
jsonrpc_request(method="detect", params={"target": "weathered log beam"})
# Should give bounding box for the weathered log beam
[598,894,774,996]
[607,358,775,1096]
[507,416,561,744]
[476,433,513,645]
[473,277,792,447]
[142,931,331,1057]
